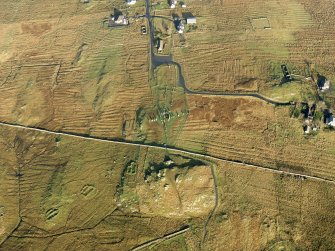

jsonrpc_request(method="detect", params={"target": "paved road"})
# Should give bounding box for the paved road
[1,121,334,185]
[144,1,292,106]
[170,62,292,105]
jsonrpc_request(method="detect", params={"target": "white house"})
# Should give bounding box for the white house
[304,125,311,134]
[170,0,177,8]
[186,17,196,24]
[158,39,164,53]
[320,80,330,92]
[127,0,136,5]
[177,21,185,33]
[114,15,128,25]
[110,15,129,25]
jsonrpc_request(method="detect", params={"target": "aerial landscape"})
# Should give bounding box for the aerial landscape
[0,0,335,250]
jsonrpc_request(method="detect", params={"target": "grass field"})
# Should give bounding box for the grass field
[171,0,322,92]
[153,17,174,55]
[0,126,213,249]
[0,126,334,250]
[139,64,188,145]
[260,81,316,102]
[206,161,335,251]
[171,95,335,181]
[0,0,151,140]
[1,0,335,250]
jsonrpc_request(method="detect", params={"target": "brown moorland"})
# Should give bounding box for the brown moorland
[0,0,335,250]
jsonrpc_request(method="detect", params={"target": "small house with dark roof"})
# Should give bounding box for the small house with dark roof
[317,74,330,91]
[326,113,335,127]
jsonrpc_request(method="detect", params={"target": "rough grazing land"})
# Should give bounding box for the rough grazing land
[0,0,335,250]
[0,126,334,250]
[171,0,335,92]
[0,0,150,138]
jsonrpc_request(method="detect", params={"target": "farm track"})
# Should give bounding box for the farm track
[200,164,219,250]
[0,121,334,185]
[130,226,190,251]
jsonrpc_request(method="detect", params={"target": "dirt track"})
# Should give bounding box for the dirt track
[131,226,189,250]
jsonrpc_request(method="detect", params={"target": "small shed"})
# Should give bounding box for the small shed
[186,17,197,24]
[281,64,292,81]
[127,0,136,5]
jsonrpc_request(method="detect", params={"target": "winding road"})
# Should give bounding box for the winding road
[0,2,329,251]
[144,0,292,106]
[139,3,321,247]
